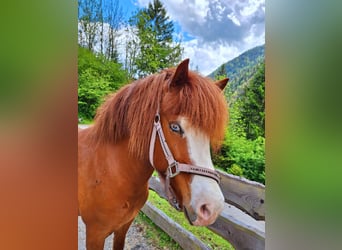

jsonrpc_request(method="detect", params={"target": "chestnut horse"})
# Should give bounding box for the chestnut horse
[78,59,229,250]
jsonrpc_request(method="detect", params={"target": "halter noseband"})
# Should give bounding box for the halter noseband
[149,113,221,211]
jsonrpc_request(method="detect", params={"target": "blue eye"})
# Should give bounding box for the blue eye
[170,123,182,134]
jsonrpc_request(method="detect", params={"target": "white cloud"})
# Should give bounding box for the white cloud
[181,39,240,75]
[227,12,241,26]
[160,0,264,43]
[240,0,264,16]
[135,0,264,75]
[81,0,264,76]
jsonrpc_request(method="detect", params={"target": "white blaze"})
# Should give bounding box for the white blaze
[180,118,224,224]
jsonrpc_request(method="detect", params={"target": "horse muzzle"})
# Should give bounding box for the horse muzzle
[184,200,224,226]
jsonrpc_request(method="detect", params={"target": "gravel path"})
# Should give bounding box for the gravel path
[78,216,160,250]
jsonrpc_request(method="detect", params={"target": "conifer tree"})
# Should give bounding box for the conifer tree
[215,64,227,80]
[237,62,265,140]
[129,0,182,77]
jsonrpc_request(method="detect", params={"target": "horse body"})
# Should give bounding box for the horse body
[79,129,152,249]
[78,59,229,250]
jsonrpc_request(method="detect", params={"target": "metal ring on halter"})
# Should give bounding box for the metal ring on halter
[154,113,160,123]
[167,161,180,178]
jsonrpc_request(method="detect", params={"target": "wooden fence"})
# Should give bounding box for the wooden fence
[141,170,265,250]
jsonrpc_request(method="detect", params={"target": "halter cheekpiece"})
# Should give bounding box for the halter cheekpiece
[149,112,221,211]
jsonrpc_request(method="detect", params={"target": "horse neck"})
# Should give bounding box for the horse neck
[106,138,155,186]
[83,126,154,186]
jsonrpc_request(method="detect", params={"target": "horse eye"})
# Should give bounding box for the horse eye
[169,123,182,134]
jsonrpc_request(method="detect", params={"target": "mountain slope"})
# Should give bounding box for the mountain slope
[208,44,265,103]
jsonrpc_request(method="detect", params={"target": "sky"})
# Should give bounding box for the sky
[120,0,265,75]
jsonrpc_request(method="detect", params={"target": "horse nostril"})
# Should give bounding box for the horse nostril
[200,204,211,219]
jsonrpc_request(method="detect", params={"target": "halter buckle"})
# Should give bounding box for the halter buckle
[167,162,180,178]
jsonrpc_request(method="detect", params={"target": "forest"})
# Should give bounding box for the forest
[78,0,265,184]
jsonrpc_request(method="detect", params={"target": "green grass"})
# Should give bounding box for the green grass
[135,211,182,249]
[145,190,234,250]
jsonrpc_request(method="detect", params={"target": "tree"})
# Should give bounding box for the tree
[212,61,265,184]
[78,0,123,62]
[78,0,101,51]
[235,62,265,140]
[104,0,123,61]
[123,25,140,80]
[129,0,183,77]
[215,64,227,80]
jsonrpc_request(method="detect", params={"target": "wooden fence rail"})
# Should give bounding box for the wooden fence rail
[217,170,265,220]
[143,170,265,250]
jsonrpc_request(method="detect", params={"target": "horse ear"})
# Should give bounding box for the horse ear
[214,78,229,91]
[170,58,190,88]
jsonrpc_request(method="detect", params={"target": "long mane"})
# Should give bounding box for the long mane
[89,68,228,161]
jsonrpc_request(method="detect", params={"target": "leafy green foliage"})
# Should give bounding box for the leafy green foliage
[227,133,265,184]
[212,57,265,184]
[78,47,127,120]
[228,164,244,176]
[213,129,265,184]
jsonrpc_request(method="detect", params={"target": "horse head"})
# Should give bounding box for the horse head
[150,59,229,226]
